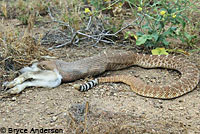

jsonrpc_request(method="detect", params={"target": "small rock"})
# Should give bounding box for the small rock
[100,88,104,92]
[11,97,16,101]
[144,98,148,102]
[134,74,139,77]
[186,116,191,120]
[151,79,156,83]
[84,94,90,97]
[158,100,163,104]
[63,113,67,116]
[187,130,195,134]
[109,92,114,96]
[178,99,183,103]
[15,123,19,126]
[51,116,57,122]
[113,93,117,96]
[168,108,173,111]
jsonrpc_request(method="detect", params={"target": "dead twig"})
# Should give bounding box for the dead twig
[83,101,89,134]
[48,31,78,50]
[104,17,139,36]
[85,16,92,31]
[76,30,113,44]
[47,7,139,49]
[48,7,74,33]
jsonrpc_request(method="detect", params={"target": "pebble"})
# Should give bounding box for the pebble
[11,97,16,101]
[186,116,191,120]
[187,130,195,134]
[100,89,104,92]
[178,99,183,103]
[151,79,156,83]
[84,94,90,98]
[158,100,163,104]
[134,74,139,77]
[113,93,117,96]
[168,108,173,111]
[51,116,57,122]
[63,113,67,116]
[15,123,19,126]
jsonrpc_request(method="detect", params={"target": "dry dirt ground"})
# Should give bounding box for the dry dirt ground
[0,2,200,131]
[0,46,200,134]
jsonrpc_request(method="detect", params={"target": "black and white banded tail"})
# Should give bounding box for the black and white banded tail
[74,79,98,92]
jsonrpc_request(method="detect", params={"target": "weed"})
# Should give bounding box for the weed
[1,2,7,18]
[125,0,198,47]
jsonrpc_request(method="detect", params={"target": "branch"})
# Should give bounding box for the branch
[104,17,139,36]
[46,8,139,49]
[47,7,74,33]
[48,32,78,50]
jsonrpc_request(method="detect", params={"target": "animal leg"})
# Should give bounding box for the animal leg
[3,69,62,90]
[3,63,41,89]
[6,78,62,94]
[3,72,37,89]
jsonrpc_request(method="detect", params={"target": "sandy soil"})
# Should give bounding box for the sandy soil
[0,46,200,134]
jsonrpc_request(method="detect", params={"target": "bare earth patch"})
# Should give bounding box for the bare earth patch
[0,0,200,131]
[0,47,200,134]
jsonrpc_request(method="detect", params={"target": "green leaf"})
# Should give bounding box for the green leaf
[163,29,172,36]
[179,36,186,43]
[162,38,169,45]
[152,32,159,41]
[142,23,150,30]
[124,31,130,39]
[171,27,177,31]
[163,27,177,37]
[159,21,165,29]
[136,36,146,46]
[136,35,153,45]
[136,32,144,36]
[176,17,186,28]
[124,31,136,39]
[183,32,196,41]
[184,32,191,40]
[151,48,169,55]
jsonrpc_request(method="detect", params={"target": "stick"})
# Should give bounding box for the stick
[47,7,139,49]
[83,101,89,134]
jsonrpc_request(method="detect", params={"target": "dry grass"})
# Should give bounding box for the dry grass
[0,14,53,82]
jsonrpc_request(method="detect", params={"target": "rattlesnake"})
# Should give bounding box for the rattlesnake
[4,50,199,99]
[38,50,199,99]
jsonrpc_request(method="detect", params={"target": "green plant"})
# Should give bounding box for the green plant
[17,14,29,24]
[1,2,8,18]
[125,0,198,47]
[151,47,168,55]
[82,0,124,33]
